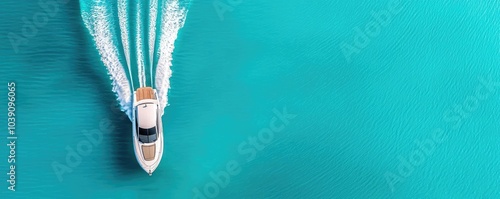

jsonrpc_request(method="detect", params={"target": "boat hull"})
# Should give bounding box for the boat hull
[131,88,164,175]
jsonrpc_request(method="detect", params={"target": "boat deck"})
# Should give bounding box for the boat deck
[136,87,155,101]
[142,145,156,161]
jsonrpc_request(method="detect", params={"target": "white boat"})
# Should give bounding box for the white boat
[132,87,164,175]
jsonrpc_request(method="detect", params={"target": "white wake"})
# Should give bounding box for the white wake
[118,0,134,90]
[81,2,132,118]
[81,0,189,119]
[149,0,158,87]
[155,0,188,114]
[136,1,146,88]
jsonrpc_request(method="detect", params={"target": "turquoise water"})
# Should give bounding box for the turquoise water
[2,0,500,198]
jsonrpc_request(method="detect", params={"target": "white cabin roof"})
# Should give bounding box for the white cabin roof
[137,103,157,129]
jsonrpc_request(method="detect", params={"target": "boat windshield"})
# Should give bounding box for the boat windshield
[138,126,158,143]
[135,103,158,143]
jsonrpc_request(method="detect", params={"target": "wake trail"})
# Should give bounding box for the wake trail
[81,2,133,119]
[155,0,188,114]
[149,0,158,87]
[136,1,146,88]
[118,0,134,90]
[81,0,190,119]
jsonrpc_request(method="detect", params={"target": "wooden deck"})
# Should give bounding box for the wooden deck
[142,145,156,161]
[136,87,155,101]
